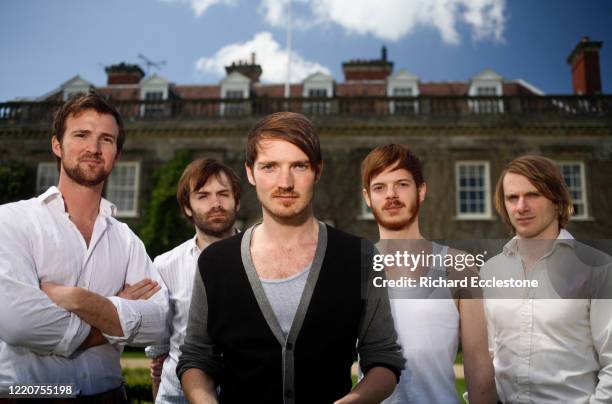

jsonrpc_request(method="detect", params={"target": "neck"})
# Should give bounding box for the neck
[258,205,319,245]
[378,219,423,240]
[516,223,560,263]
[194,226,234,251]
[57,174,103,222]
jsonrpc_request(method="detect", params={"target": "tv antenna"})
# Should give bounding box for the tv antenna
[138,54,167,75]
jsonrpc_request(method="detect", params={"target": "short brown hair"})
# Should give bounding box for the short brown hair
[176,158,242,223]
[245,112,322,171]
[361,144,424,191]
[494,155,573,232]
[52,91,125,166]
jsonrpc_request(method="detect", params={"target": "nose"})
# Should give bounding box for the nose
[210,194,222,208]
[516,196,528,212]
[385,184,398,199]
[277,166,294,190]
[85,137,102,154]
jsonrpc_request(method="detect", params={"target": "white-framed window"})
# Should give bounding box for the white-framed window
[557,161,588,219]
[387,70,419,115]
[391,87,418,114]
[305,88,330,115]
[36,162,59,195]
[106,162,140,218]
[455,161,491,219]
[468,69,504,114]
[143,90,165,116]
[223,89,248,116]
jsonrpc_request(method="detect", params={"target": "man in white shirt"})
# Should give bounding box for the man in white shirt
[0,92,169,401]
[146,158,241,403]
[361,144,497,404]
[482,155,612,403]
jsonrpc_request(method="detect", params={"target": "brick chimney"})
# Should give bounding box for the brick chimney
[225,53,262,82]
[104,63,145,85]
[566,36,603,95]
[342,46,393,81]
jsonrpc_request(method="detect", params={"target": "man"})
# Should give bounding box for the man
[361,144,497,404]
[177,112,404,403]
[0,92,169,401]
[482,155,612,403]
[146,158,241,403]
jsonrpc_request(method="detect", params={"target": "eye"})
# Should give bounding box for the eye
[103,136,115,144]
[506,195,518,202]
[372,185,385,192]
[294,163,309,171]
[398,181,410,187]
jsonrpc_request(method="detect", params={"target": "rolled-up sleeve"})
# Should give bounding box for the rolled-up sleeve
[176,269,224,384]
[104,234,169,346]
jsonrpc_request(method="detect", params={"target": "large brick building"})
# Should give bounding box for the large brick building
[1,37,610,241]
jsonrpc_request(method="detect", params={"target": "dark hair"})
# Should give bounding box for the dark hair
[494,155,573,232]
[361,144,424,191]
[176,158,242,223]
[52,91,125,167]
[245,112,322,171]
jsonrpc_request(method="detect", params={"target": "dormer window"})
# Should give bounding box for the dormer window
[220,72,251,117]
[303,72,334,116]
[139,74,170,117]
[387,70,419,115]
[468,69,503,114]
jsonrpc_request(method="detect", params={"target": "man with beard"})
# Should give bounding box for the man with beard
[146,158,241,403]
[0,92,169,401]
[361,144,497,404]
[177,112,404,403]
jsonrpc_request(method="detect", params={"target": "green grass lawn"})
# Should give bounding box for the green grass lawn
[121,349,147,359]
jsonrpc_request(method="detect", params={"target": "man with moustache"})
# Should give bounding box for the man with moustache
[177,112,404,403]
[482,155,612,403]
[361,144,497,404]
[146,158,241,404]
[0,92,168,401]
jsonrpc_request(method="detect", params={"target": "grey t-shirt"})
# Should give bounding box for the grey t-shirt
[261,265,311,337]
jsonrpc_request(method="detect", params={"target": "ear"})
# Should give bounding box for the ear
[235,199,241,213]
[245,162,256,186]
[362,188,372,208]
[314,162,323,183]
[184,206,193,218]
[51,135,62,159]
[418,182,427,203]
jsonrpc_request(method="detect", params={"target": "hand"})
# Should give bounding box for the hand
[118,279,160,300]
[40,282,79,311]
[150,354,169,383]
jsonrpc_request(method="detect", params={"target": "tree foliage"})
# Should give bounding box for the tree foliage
[139,150,193,258]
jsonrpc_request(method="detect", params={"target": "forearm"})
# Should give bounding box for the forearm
[335,367,396,404]
[65,288,123,336]
[181,368,218,404]
[464,359,498,404]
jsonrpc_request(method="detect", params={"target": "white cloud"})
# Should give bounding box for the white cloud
[261,0,506,44]
[195,32,331,82]
[160,0,236,17]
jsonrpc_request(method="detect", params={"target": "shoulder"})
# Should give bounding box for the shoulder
[480,252,509,277]
[0,197,40,230]
[154,238,193,268]
[325,224,373,250]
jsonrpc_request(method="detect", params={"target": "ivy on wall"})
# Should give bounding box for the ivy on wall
[139,150,193,258]
[0,161,35,204]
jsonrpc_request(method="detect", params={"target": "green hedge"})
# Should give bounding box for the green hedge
[122,368,152,404]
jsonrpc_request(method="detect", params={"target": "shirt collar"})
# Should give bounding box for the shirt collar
[190,228,240,256]
[503,228,575,256]
[38,186,117,217]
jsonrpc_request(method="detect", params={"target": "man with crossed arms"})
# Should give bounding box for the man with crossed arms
[0,92,168,402]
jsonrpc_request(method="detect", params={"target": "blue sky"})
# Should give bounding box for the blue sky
[1,0,610,101]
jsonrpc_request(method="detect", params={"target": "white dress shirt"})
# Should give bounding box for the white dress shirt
[482,230,612,403]
[0,186,169,395]
[146,236,201,404]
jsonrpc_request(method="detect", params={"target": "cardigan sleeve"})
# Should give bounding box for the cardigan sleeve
[356,241,406,382]
[176,267,224,385]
